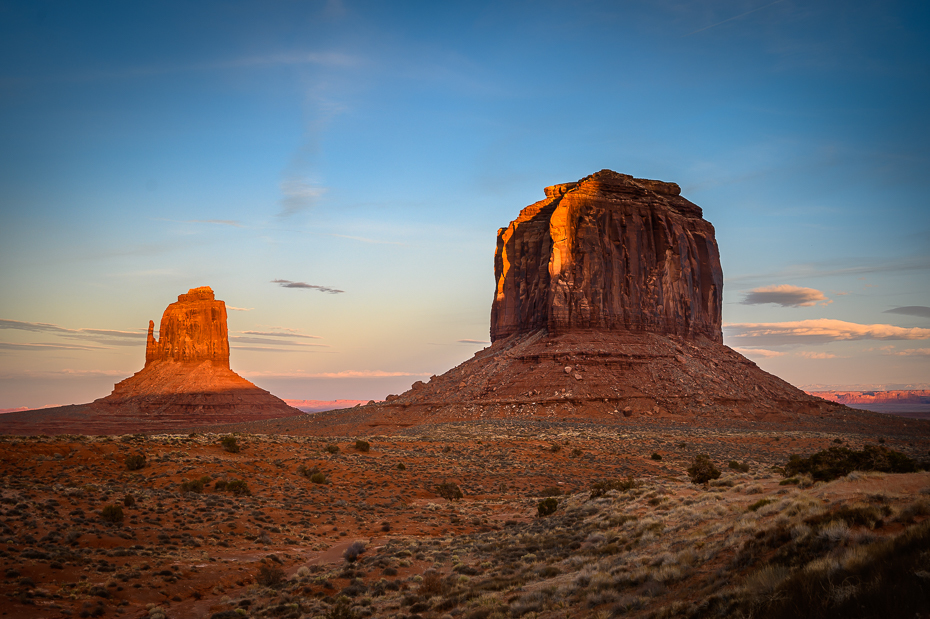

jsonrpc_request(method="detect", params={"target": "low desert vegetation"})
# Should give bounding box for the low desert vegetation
[124,453,146,470]
[537,497,559,516]
[590,477,641,498]
[2,426,928,619]
[325,443,340,454]
[728,459,750,473]
[354,439,370,452]
[100,504,124,524]
[687,454,721,485]
[435,481,464,500]
[221,435,240,453]
[784,444,921,481]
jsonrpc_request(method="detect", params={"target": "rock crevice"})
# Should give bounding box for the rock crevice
[491,170,722,343]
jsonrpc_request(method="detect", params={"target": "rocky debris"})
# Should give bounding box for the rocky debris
[491,170,722,343]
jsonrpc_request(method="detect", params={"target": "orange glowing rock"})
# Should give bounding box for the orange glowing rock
[87,286,300,427]
[491,170,723,343]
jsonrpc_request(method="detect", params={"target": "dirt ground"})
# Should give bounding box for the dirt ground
[1,418,929,618]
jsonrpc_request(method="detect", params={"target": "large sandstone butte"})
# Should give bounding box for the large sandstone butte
[492,170,722,343]
[301,170,845,435]
[0,287,301,435]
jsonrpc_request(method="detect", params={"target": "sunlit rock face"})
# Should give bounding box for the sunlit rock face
[145,286,230,367]
[84,286,300,428]
[490,170,723,343]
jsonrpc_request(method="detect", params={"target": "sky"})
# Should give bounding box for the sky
[1,0,928,409]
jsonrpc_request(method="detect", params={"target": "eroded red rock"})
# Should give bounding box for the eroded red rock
[299,171,841,433]
[491,170,722,342]
[0,287,301,434]
[145,286,230,366]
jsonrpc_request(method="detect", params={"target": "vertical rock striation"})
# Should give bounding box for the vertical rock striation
[302,169,839,432]
[84,286,301,430]
[145,286,230,367]
[491,170,723,343]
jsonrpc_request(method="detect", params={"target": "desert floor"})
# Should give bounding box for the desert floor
[2,418,929,619]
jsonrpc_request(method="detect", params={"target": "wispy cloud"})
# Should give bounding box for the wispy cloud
[726,255,930,286]
[886,348,930,357]
[240,331,321,339]
[272,279,344,294]
[187,219,244,227]
[13,51,360,86]
[329,234,406,246]
[241,370,430,379]
[227,306,253,312]
[228,336,327,348]
[732,347,786,358]
[231,346,333,353]
[0,319,146,348]
[684,0,785,37]
[0,342,110,351]
[724,319,930,346]
[279,177,327,216]
[884,306,930,319]
[741,284,831,307]
[798,351,838,359]
[457,339,490,344]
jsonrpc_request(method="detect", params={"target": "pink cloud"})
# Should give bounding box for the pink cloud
[741,285,831,307]
[724,319,930,346]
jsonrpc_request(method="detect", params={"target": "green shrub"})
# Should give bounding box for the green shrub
[590,477,640,498]
[221,435,240,453]
[125,454,146,471]
[325,443,340,454]
[571,448,583,458]
[538,486,562,497]
[784,445,919,482]
[225,479,250,496]
[213,480,228,492]
[123,495,136,508]
[688,455,721,486]
[748,498,774,512]
[549,444,562,453]
[397,463,406,470]
[256,563,285,588]
[343,541,366,562]
[180,477,208,493]
[354,439,370,453]
[650,452,662,461]
[729,460,751,473]
[537,497,559,517]
[435,482,463,500]
[101,504,124,524]
[310,472,327,484]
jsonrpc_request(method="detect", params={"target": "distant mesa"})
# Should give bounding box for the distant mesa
[0,286,301,435]
[90,286,300,420]
[301,170,844,435]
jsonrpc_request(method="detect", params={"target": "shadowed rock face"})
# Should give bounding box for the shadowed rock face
[145,286,230,367]
[491,170,723,343]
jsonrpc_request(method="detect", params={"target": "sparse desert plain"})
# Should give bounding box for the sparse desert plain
[2,413,930,619]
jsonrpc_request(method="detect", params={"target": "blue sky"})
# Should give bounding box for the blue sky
[1,0,928,408]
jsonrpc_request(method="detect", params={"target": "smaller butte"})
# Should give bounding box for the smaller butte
[89,286,300,423]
